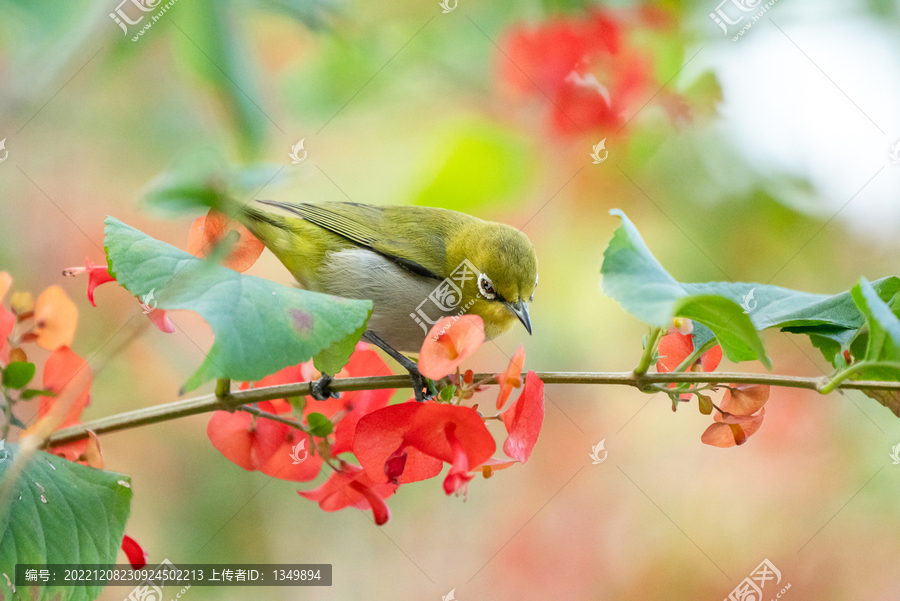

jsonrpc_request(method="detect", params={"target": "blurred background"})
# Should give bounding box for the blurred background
[2,0,900,598]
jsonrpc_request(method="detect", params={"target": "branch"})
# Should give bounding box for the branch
[42,371,900,447]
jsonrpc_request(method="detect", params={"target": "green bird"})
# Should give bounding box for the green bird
[232,200,538,399]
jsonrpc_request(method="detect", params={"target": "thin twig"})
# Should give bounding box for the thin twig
[41,371,900,447]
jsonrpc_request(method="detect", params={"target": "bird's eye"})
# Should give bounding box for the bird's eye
[478,273,496,299]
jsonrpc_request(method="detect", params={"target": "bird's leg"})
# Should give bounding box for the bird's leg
[310,373,340,401]
[362,332,433,402]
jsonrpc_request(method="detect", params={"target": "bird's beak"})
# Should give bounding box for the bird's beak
[507,300,532,335]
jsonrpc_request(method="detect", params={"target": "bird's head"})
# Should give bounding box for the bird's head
[452,222,538,340]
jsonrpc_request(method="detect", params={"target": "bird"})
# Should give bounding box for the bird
[227,200,538,400]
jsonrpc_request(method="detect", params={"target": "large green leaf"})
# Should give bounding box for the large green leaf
[104,217,372,392]
[0,444,132,601]
[602,210,900,369]
[843,279,900,417]
[601,209,771,368]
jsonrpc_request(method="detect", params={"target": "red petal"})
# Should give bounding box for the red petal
[443,423,474,495]
[353,402,495,485]
[188,210,265,273]
[656,330,694,373]
[121,535,148,570]
[496,345,526,410]
[699,345,723,372]
[418,316,485,380]
[146,308,176,333]
[721,384,770,415]
[41,346,92,427]
[259,428,323,482]
[206,410,286,471]
[0,306,14,365]
[349,480,392,525]
[502,371,545,463]
[298,464,397,524]
[85,259,116,307]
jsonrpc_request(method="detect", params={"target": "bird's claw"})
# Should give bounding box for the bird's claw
[410,369,434,403]
[310,373,341,401]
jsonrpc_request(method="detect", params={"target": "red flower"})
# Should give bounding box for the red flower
[701,384,770,448]
[64,258,175,334]
[656,327,722,374]
[418,315,485,380]
[500,10,653,135]
[298,463,396,526]
[62,258,116,307]
[656,326,722,401]
[39,346,93,462]
[121,535,148,570]
[502,371,545,463]
[207,343,394,482]
[353,401,496,495]
[0,302,14,365]
[495,345,525,410]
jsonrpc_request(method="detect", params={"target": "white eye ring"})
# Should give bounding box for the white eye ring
[478,273,496,299]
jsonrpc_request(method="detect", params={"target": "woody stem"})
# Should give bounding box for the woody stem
[40,370,898,447]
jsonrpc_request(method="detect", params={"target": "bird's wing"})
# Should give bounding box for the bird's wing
[256,201,466,279]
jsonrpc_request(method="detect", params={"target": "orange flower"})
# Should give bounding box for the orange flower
[0,271,11,301]
[34,286,78,351]
[417,315,485,380]
[188,209,265,273]
[495,345,525,409]
[701,384,770,448]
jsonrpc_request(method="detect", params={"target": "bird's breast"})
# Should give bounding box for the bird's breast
[313,248,462,352]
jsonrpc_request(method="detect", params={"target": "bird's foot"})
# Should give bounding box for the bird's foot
[408,366,434,403]
[310,373,341,401]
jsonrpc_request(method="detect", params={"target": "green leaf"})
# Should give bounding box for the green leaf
[171,0,267,160]
[602,210,900,369]
[20,389,55,400]
[0,444,132,601]
[601,210,771,368]
[103,217,371,393]
[847,278,900,417]
[439,385,456,404]
[2,362,35,390]
[314,320,368,376]
[142,157,285,217]
[306,412,333,437]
